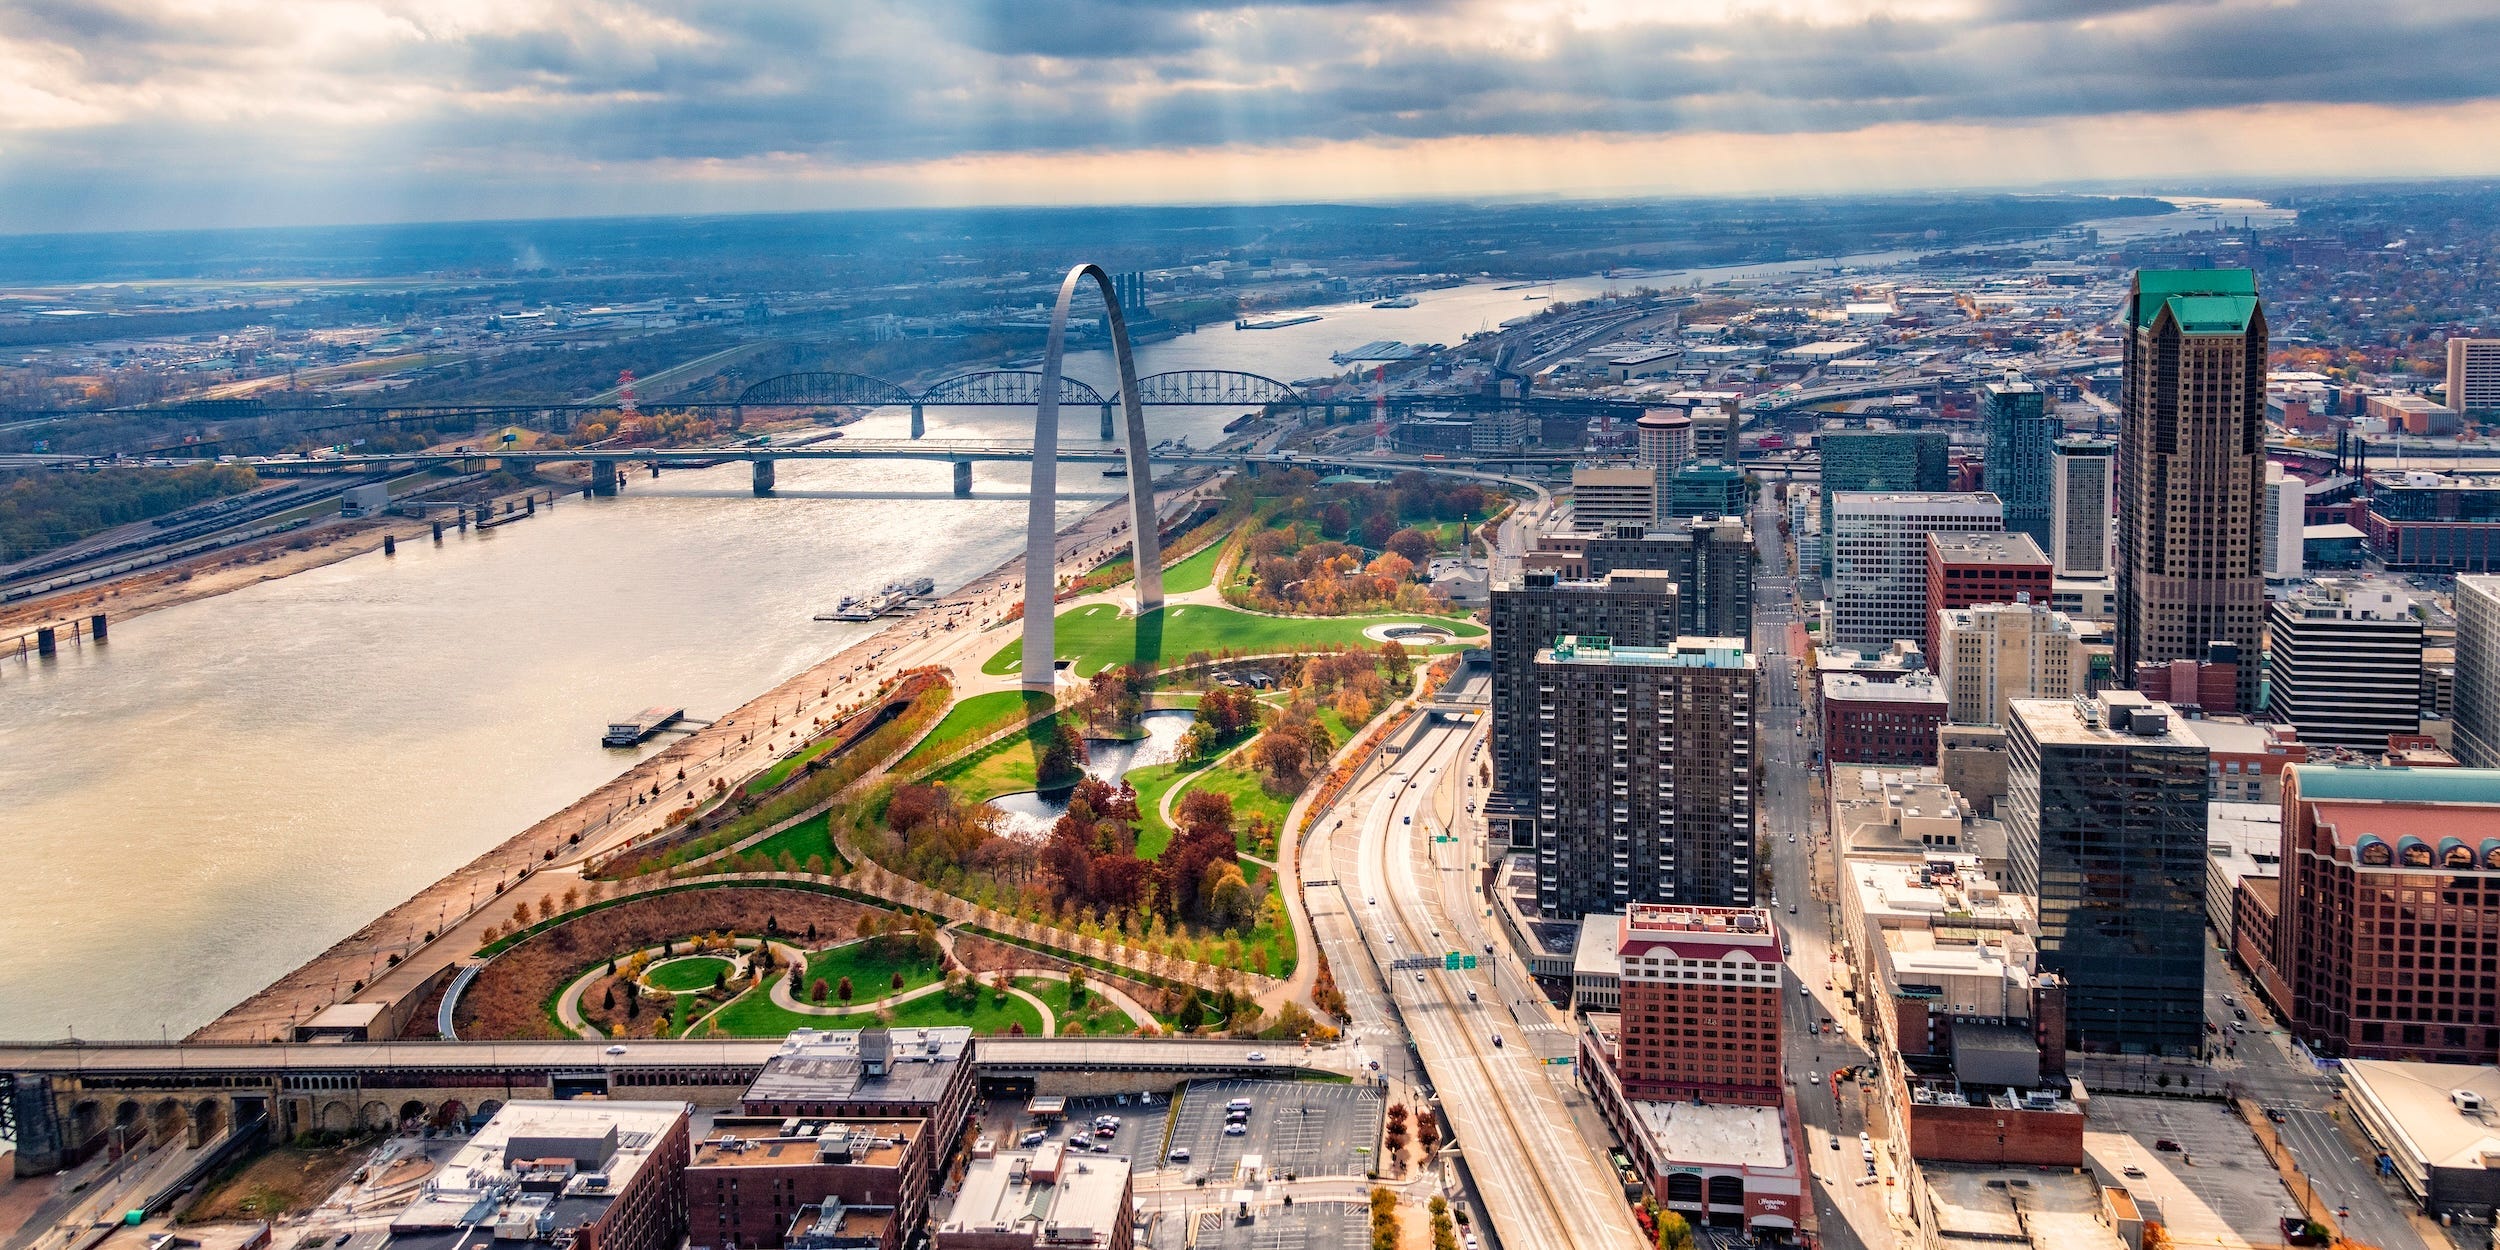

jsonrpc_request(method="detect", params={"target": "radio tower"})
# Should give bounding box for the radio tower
[617,369,640,421]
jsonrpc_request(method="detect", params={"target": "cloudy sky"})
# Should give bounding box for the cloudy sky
[3,0,2497,233]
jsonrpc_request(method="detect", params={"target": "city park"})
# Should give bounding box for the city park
[444,467,1497,1043]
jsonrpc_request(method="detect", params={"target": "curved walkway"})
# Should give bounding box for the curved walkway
[554,937,802,1040]
[932,921,1160,1031]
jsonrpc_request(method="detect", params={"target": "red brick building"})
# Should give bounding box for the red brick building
[1925,532,2053,659]
[2130,641,2242,715]
[1611,904,1785,1103]
[2272,765,2500,1063]
[1822,672,1949,771]
[687,1119,928,1250]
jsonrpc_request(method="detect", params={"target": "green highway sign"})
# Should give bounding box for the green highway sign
[1545,1056,1574,1066]
[1443,952,1461,970]
[1462,955,1478,970]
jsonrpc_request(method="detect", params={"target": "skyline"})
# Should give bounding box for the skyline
[4,0,2500,233]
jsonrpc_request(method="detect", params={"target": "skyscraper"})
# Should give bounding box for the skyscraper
[2049,437,2114,578]
[2449,338,2500,417]
[2006,691,2209,1055]
[1489,569,1682,850]
[1828,492,2004,651]
[2263,463,2305,581]
[2115,268,2269,713]
[1532,635,1758,917]
[1818,431,1950,577]
[2265,581,2423,752]
[1937,601,2088,727]
[2455,574,2500,768]
[1981,378,2058,549]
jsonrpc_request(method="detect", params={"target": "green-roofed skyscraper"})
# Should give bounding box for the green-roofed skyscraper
[2116,268,2269,712]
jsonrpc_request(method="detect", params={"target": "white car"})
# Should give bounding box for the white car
[604,1044,628,1055]
[1246,1051,1267,1062]
[1224,1123,1248,1136]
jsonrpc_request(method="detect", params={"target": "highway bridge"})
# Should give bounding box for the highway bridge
[0,1036,1352,1177]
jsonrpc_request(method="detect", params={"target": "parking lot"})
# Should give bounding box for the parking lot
[977,1090,1172,1168]
[1158,1079,1384,1183]
[1139,1199,1368,1250]
[2085,1095,2299,1250]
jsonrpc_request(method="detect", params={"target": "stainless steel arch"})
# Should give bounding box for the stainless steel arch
[1024,264,1160,690]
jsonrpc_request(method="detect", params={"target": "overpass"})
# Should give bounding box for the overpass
[0,1036,1350,1177]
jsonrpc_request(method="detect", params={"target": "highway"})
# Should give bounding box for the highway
[1314,714,1642,1250]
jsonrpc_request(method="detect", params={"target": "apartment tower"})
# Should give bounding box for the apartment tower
[1531,635,1759,917]
[2049,437,2114,578]
[1981,378,2059,549]
[2115,269,2269,713]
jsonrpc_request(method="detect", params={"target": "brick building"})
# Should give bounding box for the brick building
[2272,765,2500,1063]
[687,1119,928,1250]
[1609,904,1785,1104]
[1822,671,1949,769]
[383,1102,692,1250]
[741,1028,977,1156]
[1924,532,2053,661]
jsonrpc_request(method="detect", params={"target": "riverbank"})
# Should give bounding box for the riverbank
[0,474,574,638]
[188,477,1181,1042]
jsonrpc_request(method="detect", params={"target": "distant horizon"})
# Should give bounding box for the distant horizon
[0,177,2459,246]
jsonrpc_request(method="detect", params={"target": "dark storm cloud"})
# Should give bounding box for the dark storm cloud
[3,0,2498,226]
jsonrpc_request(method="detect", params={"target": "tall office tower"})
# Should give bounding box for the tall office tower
[1819,431,1950,576]
[1607,905,1785,1104]
[1532,635,1758,918]
[2116,269,2269,713]
[2266,581,2424,752]
[2049,438,2114,578]
[1828,492,2004,651]
[2457,574,2500,768]
[2263,463,2305,581]
[1488,569,1683,850]
[2273,764,2500,1063]
[2006,691,2209,1055]
[1578,517,1755,639]
[2450,338,2500,417]
[1924,531,2053,660]
[1637,409,1695,473]
[1981,378,2059,549]
[1937,601,2088,726]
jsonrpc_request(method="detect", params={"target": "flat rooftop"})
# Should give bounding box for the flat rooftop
[743,1026,970,1107]
[1541,635,1753,670]
[1929,532,2049,565]
[692,1118,922,1170]
[1628,1098,1789,1170]
[941,1147,1130,1248]
[2343,1059,2500,1171]
[387,1101,687,1250]
[2011,691,2204,749]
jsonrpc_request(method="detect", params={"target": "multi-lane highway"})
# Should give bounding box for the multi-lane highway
[1309,715,1641,1250]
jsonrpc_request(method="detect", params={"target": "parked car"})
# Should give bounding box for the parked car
[2153,1139,2181,1152]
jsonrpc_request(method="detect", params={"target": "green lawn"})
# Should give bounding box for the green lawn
[643,955,735,992]
[1125,760,1192,859]
[923,710,1081,801]
[1161,542,1224,594]
[895,690,1056,776]
[742,811,844,871]
[1188,764,1296,852]
[697,973,1045,1037]
[1017,976,1147,1036]
[747,731,851,796]
[982,603,1483,678]
[799,938,947,1005]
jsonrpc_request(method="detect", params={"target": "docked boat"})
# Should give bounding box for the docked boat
[603,706,683,747]
[1370,295,1418,309]
[1235,314,1320,330]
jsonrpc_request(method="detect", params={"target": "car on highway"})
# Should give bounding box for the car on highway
[1491,1033,1503,1047]
[1224,1123,1247,1136]
[605,1044,628,1055]
[1782,943,1793,957]
[1808,1071,1819,1083]
[1403,815,1412,824]
[1415,973,1425,982]
[1369,897,1377,905]
[1467,990,1477,1002]
[1789,904,1797,913]
[1247,1051,1267,1061]
[2121,1166,2146,1179]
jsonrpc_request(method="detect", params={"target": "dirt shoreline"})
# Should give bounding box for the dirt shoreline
[187,486,1160,1042]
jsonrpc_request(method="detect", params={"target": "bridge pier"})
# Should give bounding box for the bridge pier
[910,404,925,439]
[648,462,660,479]
[751,458,777,496]
[36,626,56,657]
[953,460,974,498]
[591,460,618,496]
[1099,404,1115,441]
[90,613,106,643]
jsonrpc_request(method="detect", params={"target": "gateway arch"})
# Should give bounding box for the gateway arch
[1022,263,1162,690]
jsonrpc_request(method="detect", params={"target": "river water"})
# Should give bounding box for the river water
[0,205,2243,1041]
